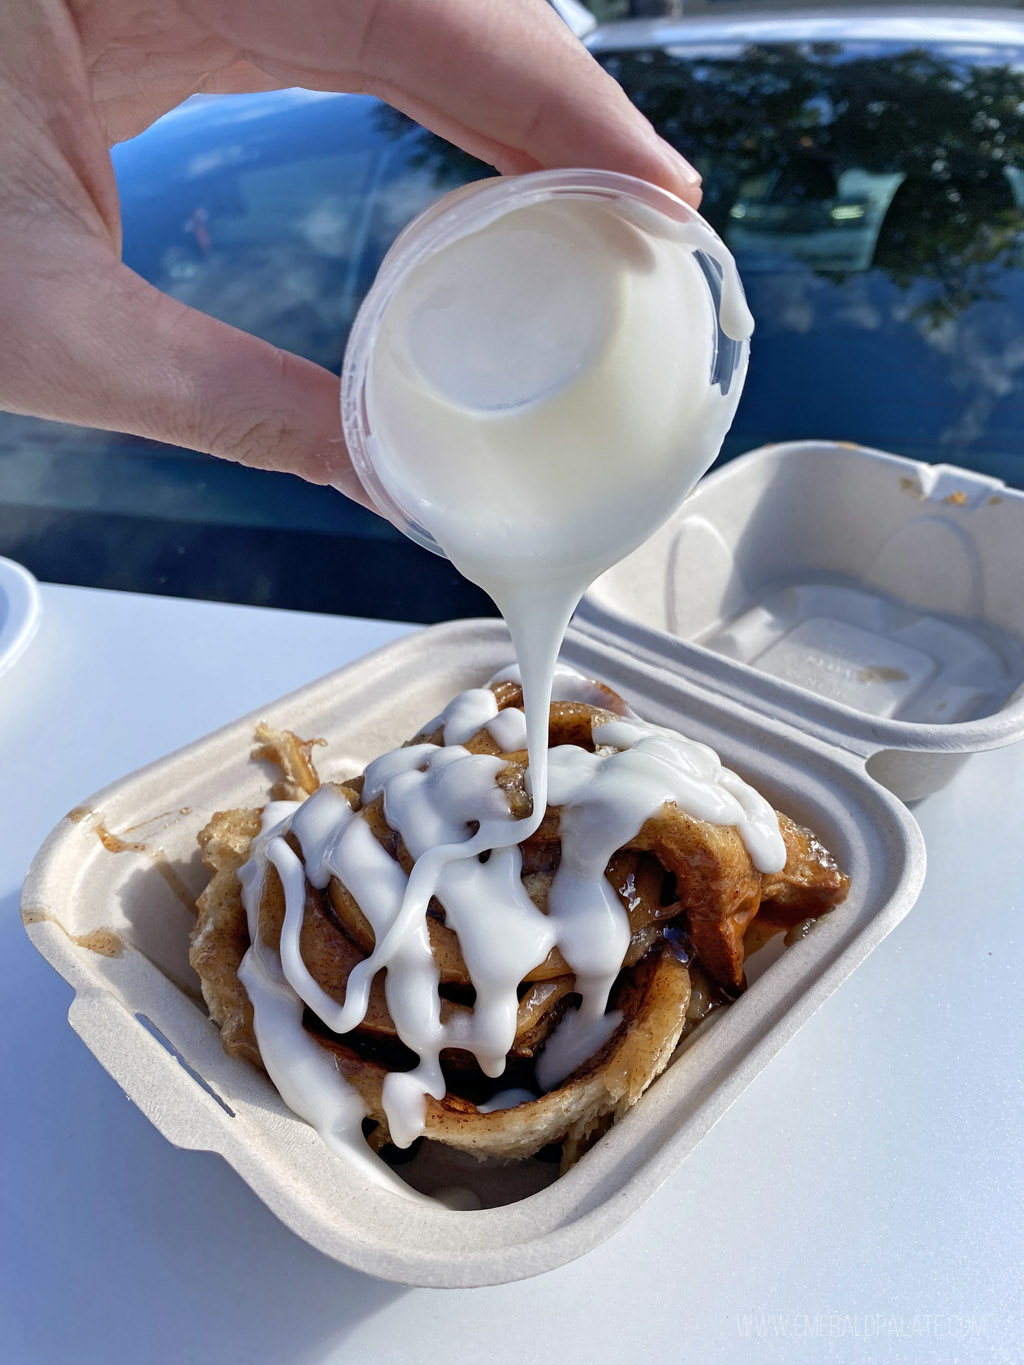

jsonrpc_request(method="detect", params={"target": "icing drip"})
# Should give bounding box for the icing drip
[236,682,785,1163]
[238,186,758,1185]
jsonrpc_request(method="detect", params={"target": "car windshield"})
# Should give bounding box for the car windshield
[594,25,1024,480]
[0,96,494,621]
[1,21,1023,617]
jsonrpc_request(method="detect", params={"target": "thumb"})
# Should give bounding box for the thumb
[0,251,371,506]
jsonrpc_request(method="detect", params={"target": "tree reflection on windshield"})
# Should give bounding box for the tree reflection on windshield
[601,41,1024,327]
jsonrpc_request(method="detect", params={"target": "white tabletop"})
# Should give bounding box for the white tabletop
[2,583,1020,1364]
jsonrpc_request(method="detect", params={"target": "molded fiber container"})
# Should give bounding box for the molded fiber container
[580,441,1024,801]
[22,615,925,1286]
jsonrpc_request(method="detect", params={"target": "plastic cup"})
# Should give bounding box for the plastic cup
[340,168,750,557]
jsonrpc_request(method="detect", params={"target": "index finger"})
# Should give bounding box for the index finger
[206,0,703,203]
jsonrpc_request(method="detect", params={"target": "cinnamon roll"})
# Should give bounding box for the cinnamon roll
[191,673,848,1173]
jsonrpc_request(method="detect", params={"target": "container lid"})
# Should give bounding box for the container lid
[576,441,1024,785]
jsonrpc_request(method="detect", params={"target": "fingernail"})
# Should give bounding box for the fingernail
[667,147,702,186]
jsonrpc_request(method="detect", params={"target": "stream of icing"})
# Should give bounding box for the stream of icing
[236,185,764,1181]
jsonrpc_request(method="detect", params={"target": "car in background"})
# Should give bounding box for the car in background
[1,8,1022,619]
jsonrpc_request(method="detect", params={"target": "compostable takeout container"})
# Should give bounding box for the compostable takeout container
[581,440,1024,802]
[20,440,1024,1287]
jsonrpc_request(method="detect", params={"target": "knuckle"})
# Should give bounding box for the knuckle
[206,407,294,471]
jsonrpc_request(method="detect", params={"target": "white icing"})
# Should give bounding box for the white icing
[487,662,637,715]
[237,697,784,1165]
[485,706,528,752]
[435,687,499,746]
[234,191,760,1184]
[588,718,785,874]
[236,804,433,1203]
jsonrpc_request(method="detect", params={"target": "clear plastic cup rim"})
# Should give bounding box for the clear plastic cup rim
[339,167,733,557]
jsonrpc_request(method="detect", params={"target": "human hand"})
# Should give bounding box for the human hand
[0,1,701,503]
